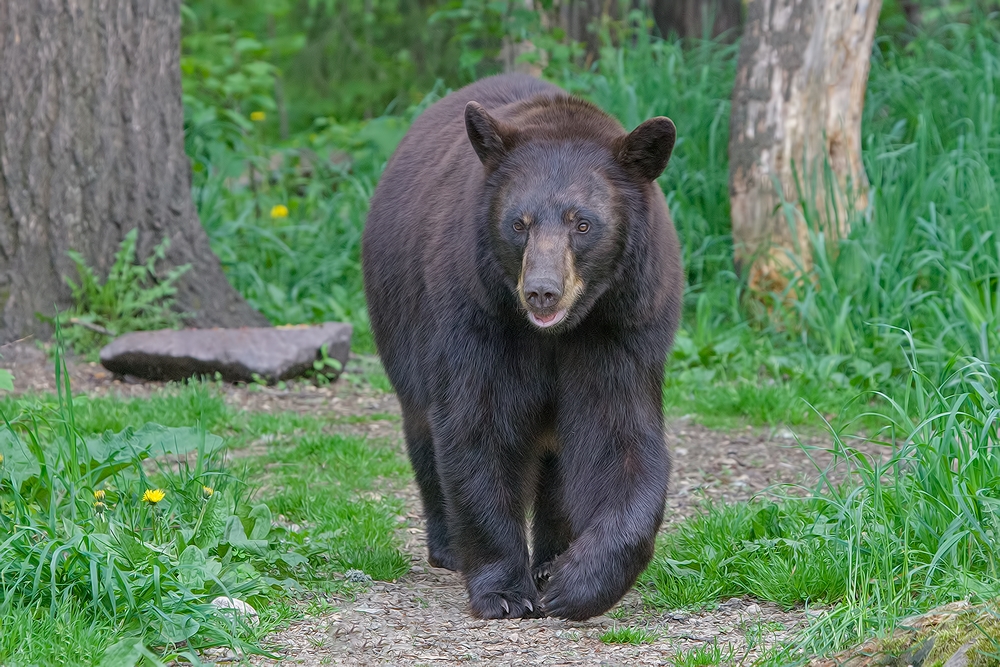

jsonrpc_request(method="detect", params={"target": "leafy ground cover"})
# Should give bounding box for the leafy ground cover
[0,352,408,665]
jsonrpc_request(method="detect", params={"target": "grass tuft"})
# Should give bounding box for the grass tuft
[599,625,659,645]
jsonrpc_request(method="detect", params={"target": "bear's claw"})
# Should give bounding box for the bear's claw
[532,563,553,590]
[470,591,542,619]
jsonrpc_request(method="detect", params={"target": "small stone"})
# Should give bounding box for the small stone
[211,596,259,625]
[99,322,351,384]
[744,603,762,615]
[345,569,373,584]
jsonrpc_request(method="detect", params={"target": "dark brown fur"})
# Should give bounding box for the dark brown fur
[362,74,683,621]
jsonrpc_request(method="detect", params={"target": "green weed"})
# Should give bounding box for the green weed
[46,230,189,359]
[599,625,659,645]
[670,641,735,667]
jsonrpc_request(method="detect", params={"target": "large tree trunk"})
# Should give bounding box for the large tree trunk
[728,0,881,292]
[0,0,267,344]
[651,0,743,40]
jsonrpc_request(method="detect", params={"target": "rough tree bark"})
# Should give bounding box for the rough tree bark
[728,0,881,291]
[0,0,268,344]
[651,0,743,41]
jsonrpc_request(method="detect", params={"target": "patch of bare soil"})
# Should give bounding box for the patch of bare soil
[0,339,398,420]
[1,339,880,666]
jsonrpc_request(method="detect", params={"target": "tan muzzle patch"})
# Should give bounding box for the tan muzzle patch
[516,234,584,318]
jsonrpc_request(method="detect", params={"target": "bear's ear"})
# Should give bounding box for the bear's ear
[616,117,676,181]
[465,101,516,168]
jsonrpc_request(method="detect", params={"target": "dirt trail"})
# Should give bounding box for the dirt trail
[249,412,848,666]
[3,340,857,666]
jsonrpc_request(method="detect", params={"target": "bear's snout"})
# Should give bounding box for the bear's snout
[524,278,563,311]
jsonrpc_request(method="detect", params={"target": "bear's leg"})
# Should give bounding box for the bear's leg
[531,452,572,590]
[433,406,542,618]
[541,349,670,621]
[401,402,460,571]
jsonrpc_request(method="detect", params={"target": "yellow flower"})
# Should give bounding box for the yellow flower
[93,501,107,516]
[202,486,214,499]
[0,453,4,465]
[142,488,166,504]
[250,111,266,122]
[270,204,289,219]
[94,489,106,501]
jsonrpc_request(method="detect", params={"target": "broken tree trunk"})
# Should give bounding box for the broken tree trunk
[0,0,268,344]
[728,0,882,292]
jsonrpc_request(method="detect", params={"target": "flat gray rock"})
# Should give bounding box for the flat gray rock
[99,323,352,384]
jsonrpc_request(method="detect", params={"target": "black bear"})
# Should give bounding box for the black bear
[362,74,683,621]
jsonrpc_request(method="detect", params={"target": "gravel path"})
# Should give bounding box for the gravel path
[246,405,855,667]
[2,340,866,666]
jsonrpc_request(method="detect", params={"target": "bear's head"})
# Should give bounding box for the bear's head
[465,99,675,332]
[465,98,676,332]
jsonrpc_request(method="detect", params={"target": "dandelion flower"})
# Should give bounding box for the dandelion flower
[93,501,107,516]
[142,488,166,504]
[202,485,214,499]
[270,204,289,219]
[0,453,4,465]
[94,489,106,501]
[250,111,266,122]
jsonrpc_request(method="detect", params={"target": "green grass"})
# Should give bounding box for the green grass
[0,351,409,665]
[644,349,1000,659]
[670,641,735,667]
[249,430,411,582]
[0,601,121,667]
[599,625,659,645]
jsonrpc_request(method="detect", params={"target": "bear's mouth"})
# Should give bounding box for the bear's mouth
[527,308,567,329]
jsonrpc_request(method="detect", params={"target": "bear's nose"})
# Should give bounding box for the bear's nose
[524,279,563,310]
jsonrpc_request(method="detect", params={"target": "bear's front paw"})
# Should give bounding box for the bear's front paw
[469,590,542,619]
[540,552,629,621]
[466,564,542,619]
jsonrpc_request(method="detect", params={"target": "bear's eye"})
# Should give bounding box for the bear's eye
[512,220,526,233]
[576,220,590,233]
